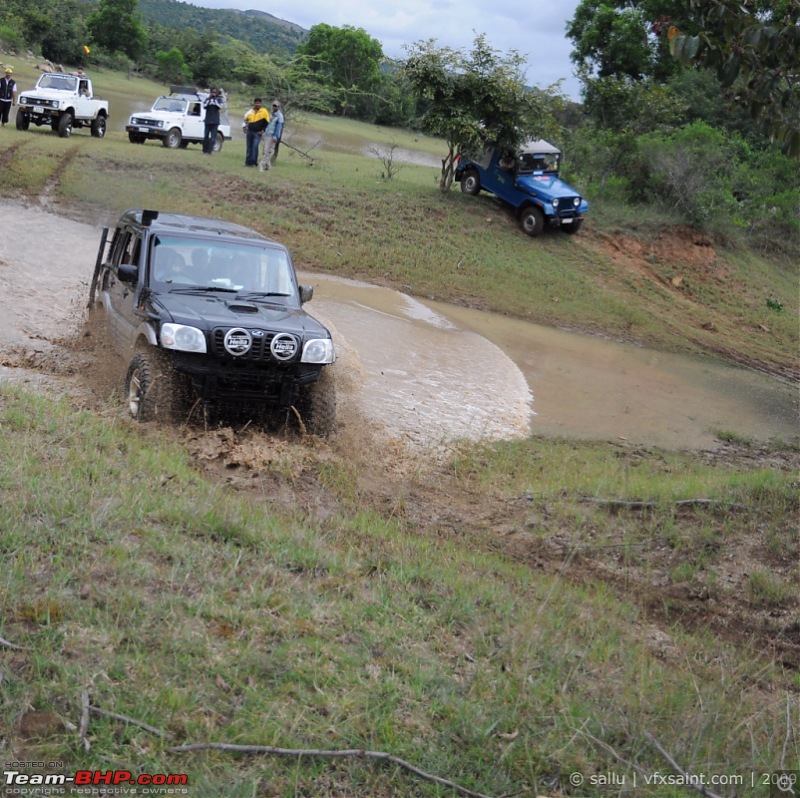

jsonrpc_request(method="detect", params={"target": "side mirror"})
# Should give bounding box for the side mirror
[299,284,314,304]
[118,262,139,283]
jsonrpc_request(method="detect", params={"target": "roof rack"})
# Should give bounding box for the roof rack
[169,85,200,97]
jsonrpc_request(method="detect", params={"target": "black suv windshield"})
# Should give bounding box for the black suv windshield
[149,235,296,297]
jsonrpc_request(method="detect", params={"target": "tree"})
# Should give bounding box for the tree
[155,46,190,84]
[296,24,383,117]
[566,0,691,82]
[666,0,800,156]
[403,35,564,191]
[86,0,146,61]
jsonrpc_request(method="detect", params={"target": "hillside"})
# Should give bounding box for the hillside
[138,0,308,56]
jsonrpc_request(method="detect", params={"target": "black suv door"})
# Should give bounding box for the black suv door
[106,227,143,352]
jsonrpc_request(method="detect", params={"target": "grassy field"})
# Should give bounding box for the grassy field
[0,59,798,798]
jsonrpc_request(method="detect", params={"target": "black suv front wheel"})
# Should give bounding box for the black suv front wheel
[125,350,175,422]
[297,368,337,436]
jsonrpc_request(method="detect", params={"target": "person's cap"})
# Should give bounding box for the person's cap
[272,101,281,108]
[4,67,12,74]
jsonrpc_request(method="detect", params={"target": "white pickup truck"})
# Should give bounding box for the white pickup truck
[16,73,109,138]
[126,85,232,151]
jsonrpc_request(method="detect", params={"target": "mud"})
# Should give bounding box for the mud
[1,200,798,671]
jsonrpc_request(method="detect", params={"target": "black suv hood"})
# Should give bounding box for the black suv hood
[152,291,330,337]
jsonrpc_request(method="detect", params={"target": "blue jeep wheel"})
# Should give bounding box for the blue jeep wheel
[520,206,545,237]
[460,168,480,196]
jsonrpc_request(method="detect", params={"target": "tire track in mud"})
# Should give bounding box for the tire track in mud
[39,143,82,209]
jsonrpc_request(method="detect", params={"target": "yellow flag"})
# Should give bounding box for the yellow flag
[83,45,90,54]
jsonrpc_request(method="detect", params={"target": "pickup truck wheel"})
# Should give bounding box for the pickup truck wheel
[461,168,481,196]
[520,206,545,237]
[179,140,190,149]
[58,112,73,138]
[125,350,175,422]
[91,115,107,138]
[15,109,29,130]
[128,132,145,144]
[163,128,182,149]
[561,219,583,234]
[297,368,336,436]
[213,132,224,153]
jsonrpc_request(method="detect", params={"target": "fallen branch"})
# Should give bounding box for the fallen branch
[89,705,172,738]
[168,742,496,798]
[0,635,24,650]
[580,498,747,511]
[644,732,724,798]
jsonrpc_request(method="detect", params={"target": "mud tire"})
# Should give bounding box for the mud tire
[58,112,73,138]
[15,109,29,130]
[125,350,176,422]
[298,368,336,436]
[91,115,107,138]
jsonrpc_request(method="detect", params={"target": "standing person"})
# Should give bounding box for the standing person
[241,98,269,167]
[202,87,224,155]
[259,101,285,171]
[0,67,17,127]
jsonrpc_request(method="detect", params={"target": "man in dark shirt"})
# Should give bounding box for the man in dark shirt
[0,67,17,127]
[202,87,224,155]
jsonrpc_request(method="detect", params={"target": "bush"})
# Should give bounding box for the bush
[0,23,25,53]
[636,122,741,226]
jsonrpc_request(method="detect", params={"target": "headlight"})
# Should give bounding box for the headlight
[51,100,59,109]
[573,197,581,207]
[552,198,560,208]
[160,323,206,353]
[20,97,27,105]
[301,338,335,364]
[155,120,164,128]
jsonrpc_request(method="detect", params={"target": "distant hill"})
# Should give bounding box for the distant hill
[137,0,308,56]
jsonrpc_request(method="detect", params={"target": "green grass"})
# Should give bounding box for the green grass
[1,386,798,796]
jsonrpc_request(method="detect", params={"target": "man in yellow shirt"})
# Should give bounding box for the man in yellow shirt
[242,98,270,167]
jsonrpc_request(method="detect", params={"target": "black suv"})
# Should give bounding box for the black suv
[89,209,336,433]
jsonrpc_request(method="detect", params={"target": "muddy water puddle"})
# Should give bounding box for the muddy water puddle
[305,274,798,450]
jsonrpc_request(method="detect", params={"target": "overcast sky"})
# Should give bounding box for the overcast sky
[195,0,584,100]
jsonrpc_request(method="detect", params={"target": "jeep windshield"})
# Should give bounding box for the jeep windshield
[38,74,79,92]
[149,235,296,298]
[153,97,188,113]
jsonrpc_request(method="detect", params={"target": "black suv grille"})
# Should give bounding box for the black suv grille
[211,328,292,362]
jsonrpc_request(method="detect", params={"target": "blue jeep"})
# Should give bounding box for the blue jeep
[455,140,589,237]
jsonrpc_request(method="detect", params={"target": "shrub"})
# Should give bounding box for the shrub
[0,23,25,53]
